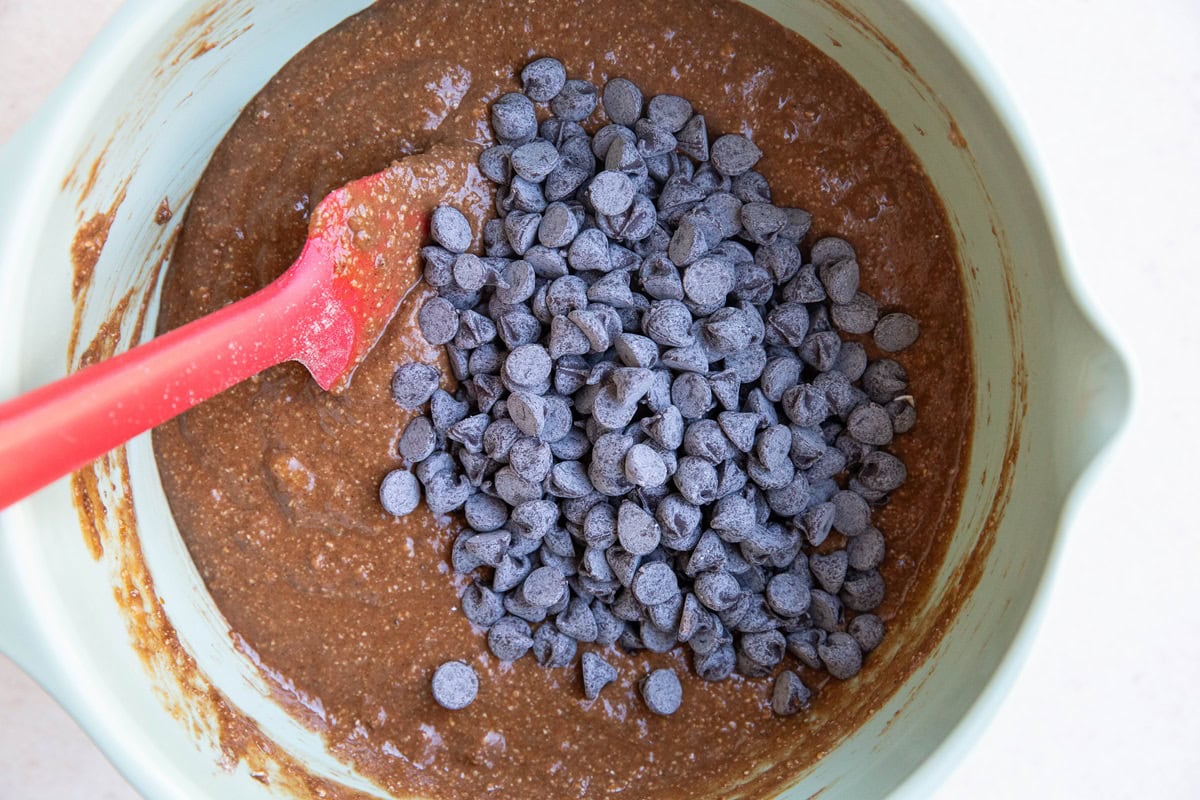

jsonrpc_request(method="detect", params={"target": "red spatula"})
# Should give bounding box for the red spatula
[0,144,478,510]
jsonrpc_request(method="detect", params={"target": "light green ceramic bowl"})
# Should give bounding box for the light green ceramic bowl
[0,1,1129,797]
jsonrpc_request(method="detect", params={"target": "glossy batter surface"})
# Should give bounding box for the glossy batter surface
[153,1,973,797]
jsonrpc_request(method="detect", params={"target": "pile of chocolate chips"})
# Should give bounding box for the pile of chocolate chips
[380,57,920,717]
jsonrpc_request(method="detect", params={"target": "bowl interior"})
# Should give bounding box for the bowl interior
[0,1,1123,798]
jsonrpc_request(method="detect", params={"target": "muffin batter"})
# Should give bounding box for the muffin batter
[152,1,973,797]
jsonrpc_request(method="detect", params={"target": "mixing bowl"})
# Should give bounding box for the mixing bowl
[0,0,1130,797]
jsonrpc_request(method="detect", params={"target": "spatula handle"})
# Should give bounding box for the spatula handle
[0,271,314,510]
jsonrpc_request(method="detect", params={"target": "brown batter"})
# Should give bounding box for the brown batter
[152,1,973,797]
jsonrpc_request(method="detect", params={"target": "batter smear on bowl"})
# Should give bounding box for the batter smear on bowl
[152,1,973,797]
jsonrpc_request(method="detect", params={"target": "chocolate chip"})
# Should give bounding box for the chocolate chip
[818,258,859,305]
[548,460,595,499]
[651,494,697,548]
[532,623,578,667]
[563,228,609,274]
[392,365,442,412]
[670,374,713,420]
[831,292,880,335]
[694,642,736,681]
[503,345,552,391]
[511,140,561,183]
[430,206,472,253]
[810,236,856,267]
[510,175,548,213]
[678,420,726,465]
[634,119,677,157]
[487,616,533,661]
[809,588,843,632]
[661,342,708,374]
[617,500,661,556]
[545,162,589,202]
[581,651,618,701]
[493,553,534,593]
[504,591,548,624]
[765,302,809,348]
[643,300,694,347]
[885,396,916,435]
[797,501,833,548]
[632,562,679,606]
[677,114,709,161]
[672,456,718,506]
[711,134,762,176]
[605,135,646,179]
[462,493,507,532]
[460,529,508,568]
[694,571,741,612]
[799,331,842,373]
[740,203,787,247]
[500,212,538,257]
[765,572,811,618]
[783,628,822,670]
[842,569,886,612]
[811,551,849,595]
[707,496,751,541]
[730,174,771,209]
[819,631,863,680]
[682,255,736,307]
[741,630,786,667]
[640,668,682,715]
[396,415,435,463]
[551,79,599,122]
[850,614,885,653]
[534,205,575,250]
[640,620,678,653]
[602,77,644,126]
[418,296,460,346]
[780,384,829,428]
[492,92,537,142]
[550,428,591,462]
[521,57,567,102]
[771,670,810,716]
[856,450,907,494]
[752,424,790,469]
[624,443,668,487]
[585,170,636,216]
[422,246,455,289]
[427,388,466,430]
[493,466,543,506]
[609,554,648,597]
[462,581,505,628]
[678,530,722,577]
[555,596,599,643]
[829,489,869,536]
[862,359,909,405]
[479,144,514,184]
[592,602,625,646]
[667,217,711,267]
[593,123,636,161]
[379,469,420,516]
[444,411,485,453]
[431,661,478,710]
[647,94,693,132]
[422,470,471,514]
[847,528,886,573]
[521,566,566,609]
[874,312,920,352]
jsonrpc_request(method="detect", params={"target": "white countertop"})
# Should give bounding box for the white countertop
[2,1,1198,797]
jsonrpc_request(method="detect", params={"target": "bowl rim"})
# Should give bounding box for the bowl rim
[0,0,1132,798]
